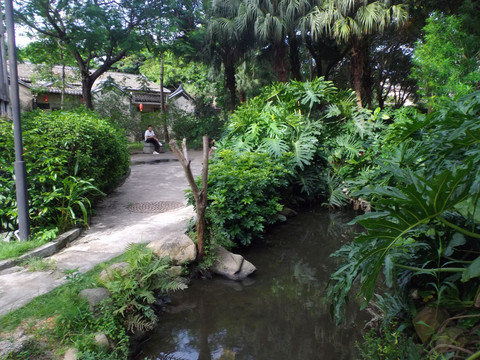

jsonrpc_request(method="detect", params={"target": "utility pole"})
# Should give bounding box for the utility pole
[5,0,30,240]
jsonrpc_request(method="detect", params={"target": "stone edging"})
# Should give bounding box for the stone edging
[0,228,82,272]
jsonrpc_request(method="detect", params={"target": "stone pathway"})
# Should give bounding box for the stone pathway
[0,150,203,317]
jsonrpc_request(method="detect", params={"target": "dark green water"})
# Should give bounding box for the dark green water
[139,210,368,360]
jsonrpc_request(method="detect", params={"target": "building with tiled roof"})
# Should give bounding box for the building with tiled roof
[17,63,171,112]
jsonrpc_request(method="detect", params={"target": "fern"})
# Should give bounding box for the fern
[100,244,187,333]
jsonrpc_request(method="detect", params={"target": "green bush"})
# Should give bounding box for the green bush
[196,149,289,246]
[327,92,480,324]
[220,79,374,199]
[0,108,129,232]
[169,100,225,149]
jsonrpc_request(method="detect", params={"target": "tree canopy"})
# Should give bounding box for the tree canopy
[15,0,163,109]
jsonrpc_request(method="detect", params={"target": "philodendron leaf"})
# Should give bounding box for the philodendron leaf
[351,164,473,302]
[444,232,466,257]
[462,256,480,282]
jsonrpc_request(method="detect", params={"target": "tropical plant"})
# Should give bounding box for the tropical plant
[327,91,480,322]
[205,0,255,110]
[53,175,104,231]
[250,0,313,81]
[357,322,419,359]
[300,0,408,107]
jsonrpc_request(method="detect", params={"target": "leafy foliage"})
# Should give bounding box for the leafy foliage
[411,12,480,109]
[357,322,419,359]
[15,0,164,108]
[168,101,226,149]
[221,78,365,197]
[99,244,187,333]
[193,150,289,246]
[0,109,128,232]
[328,92,480,323]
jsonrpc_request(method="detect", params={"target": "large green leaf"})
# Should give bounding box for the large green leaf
[351,164,474,302]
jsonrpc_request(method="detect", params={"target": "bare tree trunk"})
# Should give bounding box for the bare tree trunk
[160,54,169,143]
[350,38,365,109]
[58,40,65,110]
[169,136,209,261]
[224,52,237,111]
[289,34,302,81]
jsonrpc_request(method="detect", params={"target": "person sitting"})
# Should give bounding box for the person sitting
[144,125,163,154]
[208,138,216,157]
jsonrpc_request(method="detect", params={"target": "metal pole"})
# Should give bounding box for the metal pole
[5,0,30,240]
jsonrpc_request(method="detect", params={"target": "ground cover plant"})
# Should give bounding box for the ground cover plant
[0,245,185,360]
[0,108,129,238]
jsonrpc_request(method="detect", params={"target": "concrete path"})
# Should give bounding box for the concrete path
[0,150,203,317]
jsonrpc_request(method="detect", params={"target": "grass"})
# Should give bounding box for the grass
[128,141,144,151]
[0,245,185,360]
[0,252,131,359]
[0,237,53,261]
[20,257,57,272]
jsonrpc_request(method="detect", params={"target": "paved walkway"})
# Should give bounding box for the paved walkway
[0,150,203,317]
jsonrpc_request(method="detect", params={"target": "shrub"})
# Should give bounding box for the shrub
[169,100,225,149]
[0,108,129,232]
[196,149,289,246]
[220,79,372,199]
[327,92,480,325]
[21,108,129,193]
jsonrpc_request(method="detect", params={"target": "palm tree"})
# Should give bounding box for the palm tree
[206,0,255,110]
[301,0,408,108]
[252,0,313,81]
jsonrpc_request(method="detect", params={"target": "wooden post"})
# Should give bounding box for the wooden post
[169,136,209,261]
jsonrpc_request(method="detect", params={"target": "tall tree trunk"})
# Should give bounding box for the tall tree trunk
[224,52,236,111]
[73,49,127,110]
[58,40,65,110]
[289,34,302,81]
[61,61,65,110]
[362,43,373,109]
[80,74,94,110]
[160,54,169,143]
[272,44,288,82]
[350,37,366,109]
[305,36,323,79]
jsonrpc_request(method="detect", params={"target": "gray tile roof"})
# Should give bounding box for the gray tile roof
[16,63,170,95]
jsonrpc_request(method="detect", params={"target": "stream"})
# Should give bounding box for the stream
[139,209,368,360]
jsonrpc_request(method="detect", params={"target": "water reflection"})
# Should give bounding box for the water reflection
[139,210,367,360]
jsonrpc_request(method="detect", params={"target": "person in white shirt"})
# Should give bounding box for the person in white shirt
[144,125,163,154]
